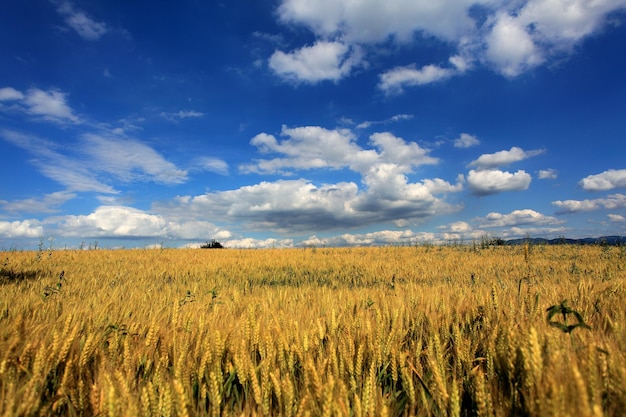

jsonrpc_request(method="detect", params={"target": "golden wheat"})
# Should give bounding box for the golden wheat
[0,245,625,415]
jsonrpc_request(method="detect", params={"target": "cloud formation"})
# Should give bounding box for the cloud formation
[467,169,532,195]
[272,0,626,87]
[0,87,80,123]
[56,1,108,40]
[469,147,544,169]
[553,193,626,214]
[0,220,43,239]
[454,133,480,148]
[0,129,187,194]
[478,209,563,228]
[56,206,229,240]
[579,169,626,191]
[269,41,363,83]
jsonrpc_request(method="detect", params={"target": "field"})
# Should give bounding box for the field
[1,244,625,416]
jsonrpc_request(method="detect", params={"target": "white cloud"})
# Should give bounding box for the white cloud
[478,209,564,227]
[454,133,479,148]
[156,168,462,234]
[0,87,80,123]
[553,193,626,213]
[301,230,435,247]
[484,13,544,77]
[193,157,229,175]
[223,237,293,249]
[378,64,454,94]
[277,0,478,43]
[447,221,473,233]
[274,0,626,85]
[0,191,76,214]
[57,2,108,40]
[356,114,413,129]
[56,206,228,240]
[1,129,116,193]
[0,220,43,238]
[269,41,363,83]
[538,169,558,179]
[517,0,626,46]
[160,110,204,122]
[579,169,626,191]
[1,129,187,192]
[242,126,437,175]
[80,134,188,185]
[608,214,625,222]
[23,88,80,123]
[467,169,532,195]
[469,147,544,169]
[225,125,461,231]
[0,87,24,101]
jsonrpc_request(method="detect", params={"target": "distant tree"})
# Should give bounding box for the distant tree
[200,239,224,249]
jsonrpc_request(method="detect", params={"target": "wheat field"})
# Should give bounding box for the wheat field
[0,244,625,416]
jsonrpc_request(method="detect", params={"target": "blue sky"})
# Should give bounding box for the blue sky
[1,0,626,249]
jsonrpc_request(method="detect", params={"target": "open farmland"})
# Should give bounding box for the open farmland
[1,244,625,416]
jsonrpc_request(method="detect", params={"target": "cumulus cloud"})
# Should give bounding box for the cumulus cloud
[467,169,532,195]
[469,147,544,169]
[56,1,108,40]
[224,125,462,231]
[0,87,80,123]
[538,169,558,179]
[478,209,564,227]
[553,193,626,214]
[0,220,43,238]
[269,41,363,83]
[276,0,477,43]
[301,230,436,247]
[242,126,437,175]
[223,237,293,249]
[273,0,626,88]
[56,206,229,240]
[454,133,479,148]
[156,169,462,234]
[579,169,626,191]
[484,13,544,77]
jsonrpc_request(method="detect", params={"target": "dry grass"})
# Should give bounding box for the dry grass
[0,244,625,416]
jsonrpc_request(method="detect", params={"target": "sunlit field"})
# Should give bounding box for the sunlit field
[1,244,625,416]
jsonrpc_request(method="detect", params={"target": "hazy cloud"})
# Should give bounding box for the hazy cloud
[538,169,558,179]
[0,191,76,214]
[56,1,108,40]
[159,110,204,122]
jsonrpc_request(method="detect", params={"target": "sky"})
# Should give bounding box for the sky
[1,0,626,249]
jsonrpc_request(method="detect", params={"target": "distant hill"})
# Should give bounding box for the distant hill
[504,236,626,246]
